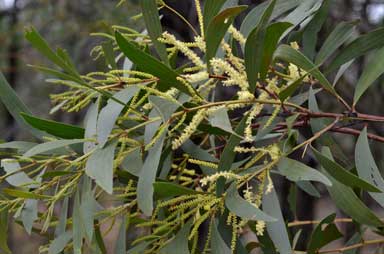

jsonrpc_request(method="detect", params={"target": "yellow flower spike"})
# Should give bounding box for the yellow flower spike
[194,0,204,36]
[188,158,218,169]
[255,220,266,236]
[228,25,246,45]
[172,109,207,150]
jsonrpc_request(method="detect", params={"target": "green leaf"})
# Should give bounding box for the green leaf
[216,117,247,195]
[302,0,330,60]
[72,191,83,254]
[277,157,332,186]
[203,0,228,30]
[356,127,384,208]
[23,139,85,158]
[260,22,293,78]
[0,72,45,139]
[159,222,192,254]
[308,87,352,168]
[139,0,169,64]
[102,41,117,69]
[149,95,179,122]
[97,86,139,147]
[274,44,337,95]
[312,147,380,192]
[262,179,292,254]
[297,181,321,198]
[206,6,247,66]
[1,159,37,188]
[327,27,384,72]
[55,197,69,237]
[240,0,301,37]
[278,73,308,101]
[280,0,322,38]
[321,147,384,228]
[21,113,85,139]
[315,21,356,65]
[153,182,202,200]
[21,199,38,234]
[115,32,192,96]
[225,182,276,222]
[115,216,126,254]
[353,46,384,105]
[208,107,234,134]
[0,141,36,152]
[49,231,73,254]
[245,0,276,89]
[307,214,343,254]
[121,149,143,176]
[85,141,117,194]
[0,210,11,254]
[137,132,166,216]
[2,188,50,200]
[84,101,99,154]
[25,27,78,76]
[211,219,231,254]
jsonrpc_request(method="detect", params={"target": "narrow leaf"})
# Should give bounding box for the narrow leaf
[159,222,192,254]
[21,113,85,139]
[115,32,192,95]
[327,27,384,72]
[312,147,380,192]
[49,231,73,254]
[97,86,138,147]
[0,72,44,139]
[321,147,384,228]
[356,127,384,208]
[3,188,50,200]
[203,0,227,30]
[274,44,336,95]
[85,141,117,194]
[211,219,231,254]
[245,0,276,89]
[315,21,356,65]
[225,183,276,222]
[23,139,85,158]
[262,179,292,254]
[153,182,202,200]
[277,157,332,186]
[137,133,166,216]
[139,0,169,64]
[206,6,247,66]
[353,46,384,105]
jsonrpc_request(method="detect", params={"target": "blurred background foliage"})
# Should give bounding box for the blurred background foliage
[0,0,384,253]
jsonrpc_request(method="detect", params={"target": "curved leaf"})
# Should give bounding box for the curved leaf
[321,147,384,228]
[327,27,384,72]
[139,0,169,64]
[23,139,85,158]
[356,127,384,208]
[97,86,139,147]
[315,21,356,65]
[115,32,192,95]
[21,113,84,139]
[245,0,276,89]
[277,157,332,186]
[312,147,380,192]
[137,133,166,216]
[211,219,231,254]
[206,6,247,66]
[225,183,276,222]
[262,179,292,254]
[274,45,336,95]
[159,222,192,254]
[353,46,384,105]
[85,141,117,194]
[153,182,202,200]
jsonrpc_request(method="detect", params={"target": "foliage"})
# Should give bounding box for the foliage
[1,0,384,253]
